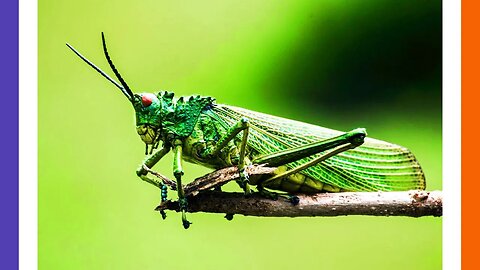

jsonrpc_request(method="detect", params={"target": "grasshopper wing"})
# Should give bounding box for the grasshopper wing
[209,104,425,191]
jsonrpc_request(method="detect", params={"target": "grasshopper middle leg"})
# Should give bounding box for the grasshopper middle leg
[200,117,251,194]
[172,139,191,229]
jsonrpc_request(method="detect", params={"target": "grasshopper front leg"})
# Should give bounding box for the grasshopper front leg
[136,140,191,228]
[136,145,171,219]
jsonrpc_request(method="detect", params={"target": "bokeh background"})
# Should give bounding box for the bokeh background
[39,1,442,269]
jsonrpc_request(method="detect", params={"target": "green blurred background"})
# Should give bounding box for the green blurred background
[39,1,442,269]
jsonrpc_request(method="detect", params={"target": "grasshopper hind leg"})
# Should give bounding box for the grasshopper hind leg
[252,128,366,195]
[256,185,300,205]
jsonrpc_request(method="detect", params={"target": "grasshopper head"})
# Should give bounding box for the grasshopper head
[132,93,163,145]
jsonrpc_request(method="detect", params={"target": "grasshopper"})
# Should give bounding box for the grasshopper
[67,33,425,229]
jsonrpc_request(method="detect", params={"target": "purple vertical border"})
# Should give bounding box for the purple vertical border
[0,0,19,269]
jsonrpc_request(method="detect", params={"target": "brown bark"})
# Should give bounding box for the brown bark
[150,165,442,217]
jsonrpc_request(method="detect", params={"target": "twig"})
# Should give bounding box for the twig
[156,190,442,217]
[150,165,442,217]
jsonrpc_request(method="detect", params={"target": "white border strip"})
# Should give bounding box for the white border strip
[19,0,38,269]
[443,0,461,269]
[19,1,459,270]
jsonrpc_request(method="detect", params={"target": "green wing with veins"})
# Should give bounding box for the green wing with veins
[208,104,425,192]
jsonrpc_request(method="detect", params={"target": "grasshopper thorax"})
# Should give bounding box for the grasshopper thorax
[132,91,216,150]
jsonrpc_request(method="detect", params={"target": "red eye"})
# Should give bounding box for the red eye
[141,94,154,107]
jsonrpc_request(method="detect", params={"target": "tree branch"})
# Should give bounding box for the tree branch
[150,165,442,217]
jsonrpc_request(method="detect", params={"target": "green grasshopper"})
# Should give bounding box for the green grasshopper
[67,33,425,229]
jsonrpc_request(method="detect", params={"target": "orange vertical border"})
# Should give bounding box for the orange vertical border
[462,0,479,268]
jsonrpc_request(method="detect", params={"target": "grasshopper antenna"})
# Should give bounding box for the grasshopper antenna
[66,42,133,102]
[101,32,135,101]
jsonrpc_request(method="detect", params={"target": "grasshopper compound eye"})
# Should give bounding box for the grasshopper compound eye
[141,93,156,107]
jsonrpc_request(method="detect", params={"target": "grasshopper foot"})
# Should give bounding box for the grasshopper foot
[288,195,300,205]
[160,210,167,220]
[182,218,192,229]
[274,193,300,205]
[257,187,278,200]
[238,168,252,196]
[277,194,299,205]
[224,213,234,221]
[179,198,191,229]
[258,187,298,205]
